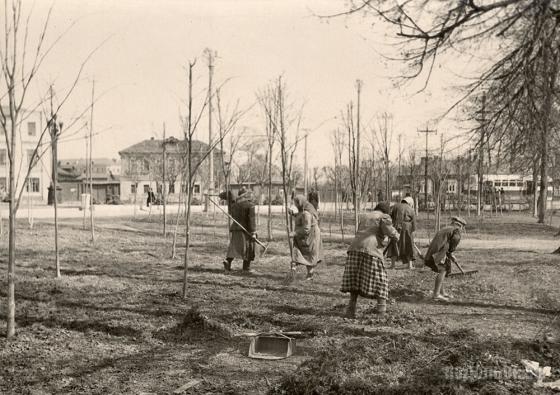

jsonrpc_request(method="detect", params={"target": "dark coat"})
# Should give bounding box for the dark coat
[308,191,319,210]
[227,192,257,261]
[390,203,416,232]
[230,193,256,233]
[424,225,462,274]
[387,203,416,263]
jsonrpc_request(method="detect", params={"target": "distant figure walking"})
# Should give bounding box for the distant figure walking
[291,195,322,280]
[308,188,319,210]
[424,216,467,302]
[146,187,156,207]
[387,198,416,269]
[341,202,399,318]
[223,187,257,273]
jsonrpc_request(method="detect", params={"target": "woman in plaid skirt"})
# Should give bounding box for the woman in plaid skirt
[341,202,399,318]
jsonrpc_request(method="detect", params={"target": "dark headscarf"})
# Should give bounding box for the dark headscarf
[374,201,391,215]
[294,195,318,219]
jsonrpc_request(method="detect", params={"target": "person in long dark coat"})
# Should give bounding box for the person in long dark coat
[424,216,467,302]
[387,199,416,269]
[307,188,319,210]
[223,187,257,273]
[291,195,322,280]
[341,202,399,318]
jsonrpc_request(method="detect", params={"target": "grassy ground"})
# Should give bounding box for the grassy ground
[0,211,559,394]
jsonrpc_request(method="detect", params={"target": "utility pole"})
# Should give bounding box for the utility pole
[162,123,167,238]
[49,85,62,278]
[304,132,308,197]
[417,126,437,211]
[398,133,402,199]
[477,93,486,217]
[204,49,215,213]
[83,124,88,229]
[89,80,95,243]
[355,79,362,232]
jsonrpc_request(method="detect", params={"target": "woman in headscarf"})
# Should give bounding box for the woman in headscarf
[341,202,399,318]
[291,195,322,279]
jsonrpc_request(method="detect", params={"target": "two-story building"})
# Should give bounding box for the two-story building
[0,108,50,204]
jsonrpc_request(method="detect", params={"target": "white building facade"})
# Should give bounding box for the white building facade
[0,109,51,204]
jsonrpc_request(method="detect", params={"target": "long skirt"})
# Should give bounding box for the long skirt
[386,222,414,263]
[226,231,255,261]
[340,251,388,300]
[292,223,322,267]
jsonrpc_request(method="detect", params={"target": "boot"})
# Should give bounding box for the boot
[345,293,357,318]
[305,267,314,280]
[242,260,253,274]
[375,298,387,315]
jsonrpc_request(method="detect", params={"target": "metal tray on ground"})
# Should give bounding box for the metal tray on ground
[248,332,295,360]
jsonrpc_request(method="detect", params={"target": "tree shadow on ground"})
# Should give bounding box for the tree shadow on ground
[269,303,344,319]
[0,314,143,339]
[188,278,343,299]
[402,296,559,315]
[183,265,285,282]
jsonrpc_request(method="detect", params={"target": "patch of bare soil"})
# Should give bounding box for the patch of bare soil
[0,215,559,394]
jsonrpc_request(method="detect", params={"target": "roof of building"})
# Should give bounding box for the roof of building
[59,158,120,168]
[118,137,217,155]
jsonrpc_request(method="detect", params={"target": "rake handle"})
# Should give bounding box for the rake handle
[208,198,266,249]
[449,254,465,274]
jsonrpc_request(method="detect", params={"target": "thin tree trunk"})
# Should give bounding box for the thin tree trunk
[7,198,16,338]
[267,142,273,242]
[538,45,558,223]
[533,162,539,217]
[171,182,184,259]
[182,184,192,299]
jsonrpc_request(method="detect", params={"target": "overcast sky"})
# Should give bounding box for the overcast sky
[28,0,472,169]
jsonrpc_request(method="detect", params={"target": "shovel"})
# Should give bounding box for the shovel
[208,198,269,257]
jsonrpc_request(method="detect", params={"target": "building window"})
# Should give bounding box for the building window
[193,184,200,194]
[0,177,6,190]
[0,149,6,165]
[27,149,38,167]
[27,122,37,136]
[169,182,175,194]
[494,181,501,187]
[447,183,456,193]
[143,185,150,194]
[131,183,137,194]
[509,180,517,187]
[516,180,524,187]
[143,159,150,172]
[26,178,40,193]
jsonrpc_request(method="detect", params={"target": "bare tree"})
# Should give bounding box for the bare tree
[216,88,246,231]
[260,76,302,269]
[340,1,560,225]
[371,112,394,201]
[330,128,346,224]
[0,0,101,337]
[341,102,360,233]
[180,59,242,298]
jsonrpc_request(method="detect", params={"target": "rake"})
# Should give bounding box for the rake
[413,243,478,277]
[208,198,269,257]
[447,255,478,277]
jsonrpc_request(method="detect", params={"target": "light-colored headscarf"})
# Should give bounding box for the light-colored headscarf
[293,194,318,219]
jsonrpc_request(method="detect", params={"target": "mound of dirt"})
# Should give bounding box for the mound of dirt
[153,307,234,343]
